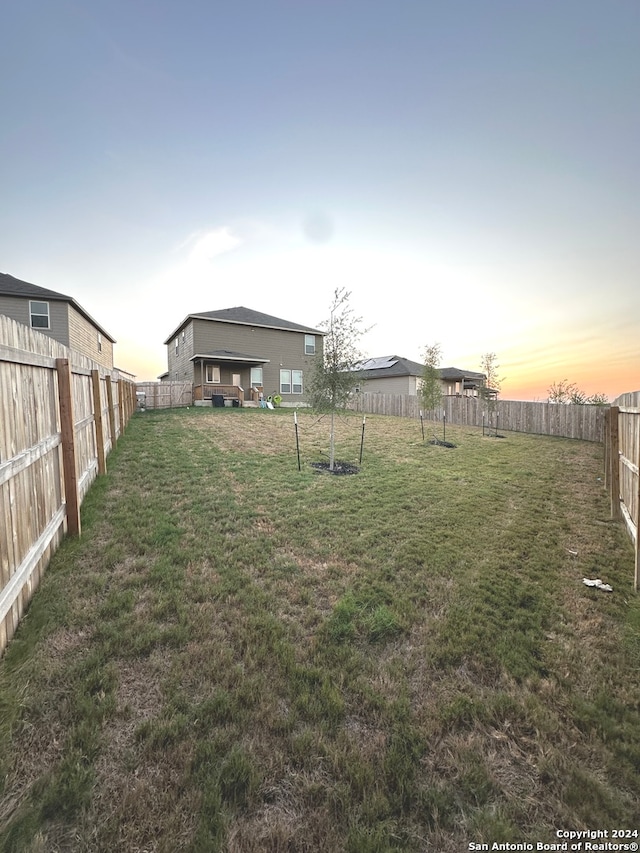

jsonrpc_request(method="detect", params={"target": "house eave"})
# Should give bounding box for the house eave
[189,352,271,364]
[164,313,325,344]
[192,315,326,336]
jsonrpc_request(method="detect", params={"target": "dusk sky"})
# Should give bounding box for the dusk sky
[2,0,638,400]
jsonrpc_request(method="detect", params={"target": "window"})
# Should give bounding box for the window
[175,337,179,353]
[30,301,49,329]
[304,334,316,355]
[206,365,221,383]
[250,367,263,387]
[280,369,291,394]
[280,369,303,394]
[97,333,102,353]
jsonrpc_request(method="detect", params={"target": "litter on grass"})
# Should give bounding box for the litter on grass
[582,578,613,592]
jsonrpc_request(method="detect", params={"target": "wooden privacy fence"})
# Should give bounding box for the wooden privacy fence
[604,390,640,591]
[135,381,193,409]
[0,316,136,655]
[352,393,608,443]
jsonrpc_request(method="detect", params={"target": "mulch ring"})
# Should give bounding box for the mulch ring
[311,460,360,475]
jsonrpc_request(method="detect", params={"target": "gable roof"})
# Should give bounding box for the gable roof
[164,306,324,344]
[355,355,425,379]
[0,272,116,342]
[439,366,486,381]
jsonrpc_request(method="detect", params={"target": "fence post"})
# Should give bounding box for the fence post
[127,381,134,422]
[608,406,621,520]
[106,375,117,449]
[56,358,81,537]
[635,438,640,593]
[117,378,125,437]
[91,369,107,475]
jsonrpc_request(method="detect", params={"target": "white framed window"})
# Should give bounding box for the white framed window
[250,367,263,386]
[97,333,102,353]
[304,334,316,355]
[206,365,221,383]
[175,337,179,353]
[280,369,291,394]
[30,301,50,329]
[292,370,303,394]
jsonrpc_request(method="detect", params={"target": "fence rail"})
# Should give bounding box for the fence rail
[351,393,608,443]
[0,316,136,655]
[605,391,640,591]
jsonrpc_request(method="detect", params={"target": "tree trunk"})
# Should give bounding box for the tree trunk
[329,411,335,471]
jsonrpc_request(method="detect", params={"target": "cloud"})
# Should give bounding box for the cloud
[182,227,242,267]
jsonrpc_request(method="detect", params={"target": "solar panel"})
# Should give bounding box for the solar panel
[358,356,398,371]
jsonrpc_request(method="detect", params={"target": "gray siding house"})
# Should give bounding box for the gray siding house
[355,356,426,395]
[163,306,324,406]
[355,356,487,397]
[0,272,115,370]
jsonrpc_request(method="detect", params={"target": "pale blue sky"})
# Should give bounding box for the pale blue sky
[2,0,638,398]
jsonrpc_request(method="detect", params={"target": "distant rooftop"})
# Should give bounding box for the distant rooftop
[353,356,487,385]
[354,355,424,378]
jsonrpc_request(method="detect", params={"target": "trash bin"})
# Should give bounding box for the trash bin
[212,395,225,407]
[232,399,240,408]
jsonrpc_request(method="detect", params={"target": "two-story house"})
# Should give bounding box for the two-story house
[0,272,115,370]
[163,306,324,406]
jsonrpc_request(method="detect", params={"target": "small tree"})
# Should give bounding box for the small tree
[420,343,442,421]
[548,380,608,405]
[569,387,587,405]
[479,352,502,420]
[586,392,609,406]
[308,288,366,470]
[548,379,573,404]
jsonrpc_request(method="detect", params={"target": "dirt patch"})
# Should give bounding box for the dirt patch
[311,460,360,475]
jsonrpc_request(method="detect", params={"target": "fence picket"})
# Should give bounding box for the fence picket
[0,316,135,654]
[350,393,608,442]
[135,381,193,409]
[608,391,640,590]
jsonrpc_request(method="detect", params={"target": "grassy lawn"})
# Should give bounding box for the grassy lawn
[1,407,639,852]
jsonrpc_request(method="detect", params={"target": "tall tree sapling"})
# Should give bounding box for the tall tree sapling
[420,343,443,424]
[308,288,367,470]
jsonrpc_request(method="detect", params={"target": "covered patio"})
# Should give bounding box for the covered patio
[191,349,270,406]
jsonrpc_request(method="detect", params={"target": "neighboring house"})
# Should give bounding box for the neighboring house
[439,366,488,397]
[354,355,426,395]
[0,272,115,369]
[163,306,324,406]
[354,355,487,397]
